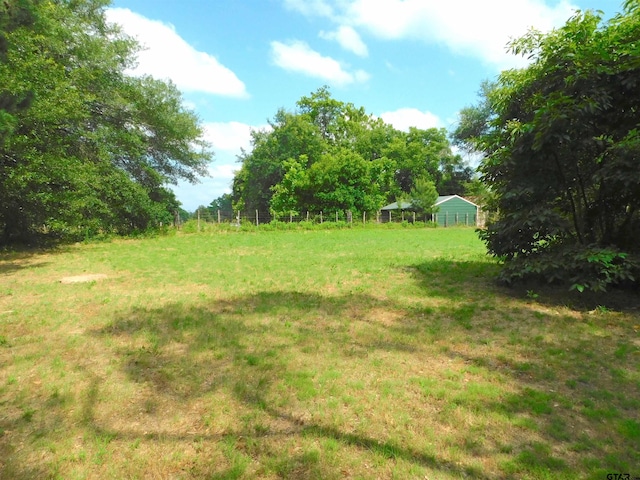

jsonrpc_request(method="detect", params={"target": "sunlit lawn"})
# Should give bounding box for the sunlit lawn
[1,226,639,479]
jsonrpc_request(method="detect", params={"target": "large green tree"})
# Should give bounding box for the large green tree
[232,109,323,213]
[455,4,640,291]
[407,176,439,216]
[0,0,212,243]
[207,193,233,214]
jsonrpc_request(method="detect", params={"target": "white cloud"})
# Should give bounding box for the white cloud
[270,40,370,85]
[380,108,441,131]
[319,25,369,57]
[173,120,272,210]
[105,8,247,97]
[282,0,334,18]
[173,171,234,211]
[284,0,579,69]
[206,163,237,183]
[203,122,260,153]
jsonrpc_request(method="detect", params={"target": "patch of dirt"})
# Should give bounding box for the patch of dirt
[60,274,108,284]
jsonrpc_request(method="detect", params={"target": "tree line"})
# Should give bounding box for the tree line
[227,86,479,219]
[0,0,212,244]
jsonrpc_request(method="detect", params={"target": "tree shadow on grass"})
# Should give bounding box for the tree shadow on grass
[87,280,639,477]
[0,245,77,276]
[503,282,640,312]
[0,459,50,480]
[409,257,640,476]
[410,255,640,312]
[0,257,49,275]
[83,291,498,479]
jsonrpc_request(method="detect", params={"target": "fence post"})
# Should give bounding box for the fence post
[256,210,259,226]
[377,210,380,223]
[363,211,366,225]
[336,211,338,223]
[320,211,323,223]
[389,210,392,222]
[455,213,459,225]
[413,211,416,223]
[217,209,221,224]
[289,212,293,223]
[465,213,468,226]
[306,211,309,222]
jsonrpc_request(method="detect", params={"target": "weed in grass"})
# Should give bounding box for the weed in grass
[380,380,399,398]
[143,397,157,414]
[547,417,571,441]
[21,406,36,422]
[591,389,615,402]
[91,433,115,465]
[614,341,637,359]
[570,434,596,453]
[214,437,251,480]
[284,370,318,401]
[270,449,327,479]
[462,435,485,456]
[46,387,70,408]
[504,388,555,415]
[451,304,476,330]
[610,367,627,380]
[618,419,640,441]
[452,381,504,411]
[604,452,631,472]
[564,379,578,389]
[595,304,610,314]
[502,441,568,475]
[244,353,261,367]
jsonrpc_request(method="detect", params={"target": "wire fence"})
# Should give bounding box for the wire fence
[190,209,485,228]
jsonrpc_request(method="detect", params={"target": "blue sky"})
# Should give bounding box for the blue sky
[106,0,624,211]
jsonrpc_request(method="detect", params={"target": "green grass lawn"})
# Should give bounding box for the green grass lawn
[1,227,639,479]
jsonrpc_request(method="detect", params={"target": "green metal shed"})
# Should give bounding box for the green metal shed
[380,195,479,226]
[433,195,478,226]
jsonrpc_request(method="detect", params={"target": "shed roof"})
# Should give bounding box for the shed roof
[380,195,478,211]
[380,201,414,211]
[434,195,479,208]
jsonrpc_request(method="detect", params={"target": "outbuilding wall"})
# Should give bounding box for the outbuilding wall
[433,196,478,227]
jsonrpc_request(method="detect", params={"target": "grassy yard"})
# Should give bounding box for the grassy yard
[1,226,639,479]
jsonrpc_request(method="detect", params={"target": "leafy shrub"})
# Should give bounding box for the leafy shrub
[499,245,638,292]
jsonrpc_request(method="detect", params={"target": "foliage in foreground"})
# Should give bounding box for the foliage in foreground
[454,4,640,291]
[0,0,212,245]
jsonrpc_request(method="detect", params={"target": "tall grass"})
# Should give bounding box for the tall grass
[0,227,638,479]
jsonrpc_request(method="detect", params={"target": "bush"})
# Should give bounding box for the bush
[499,245,639,292]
